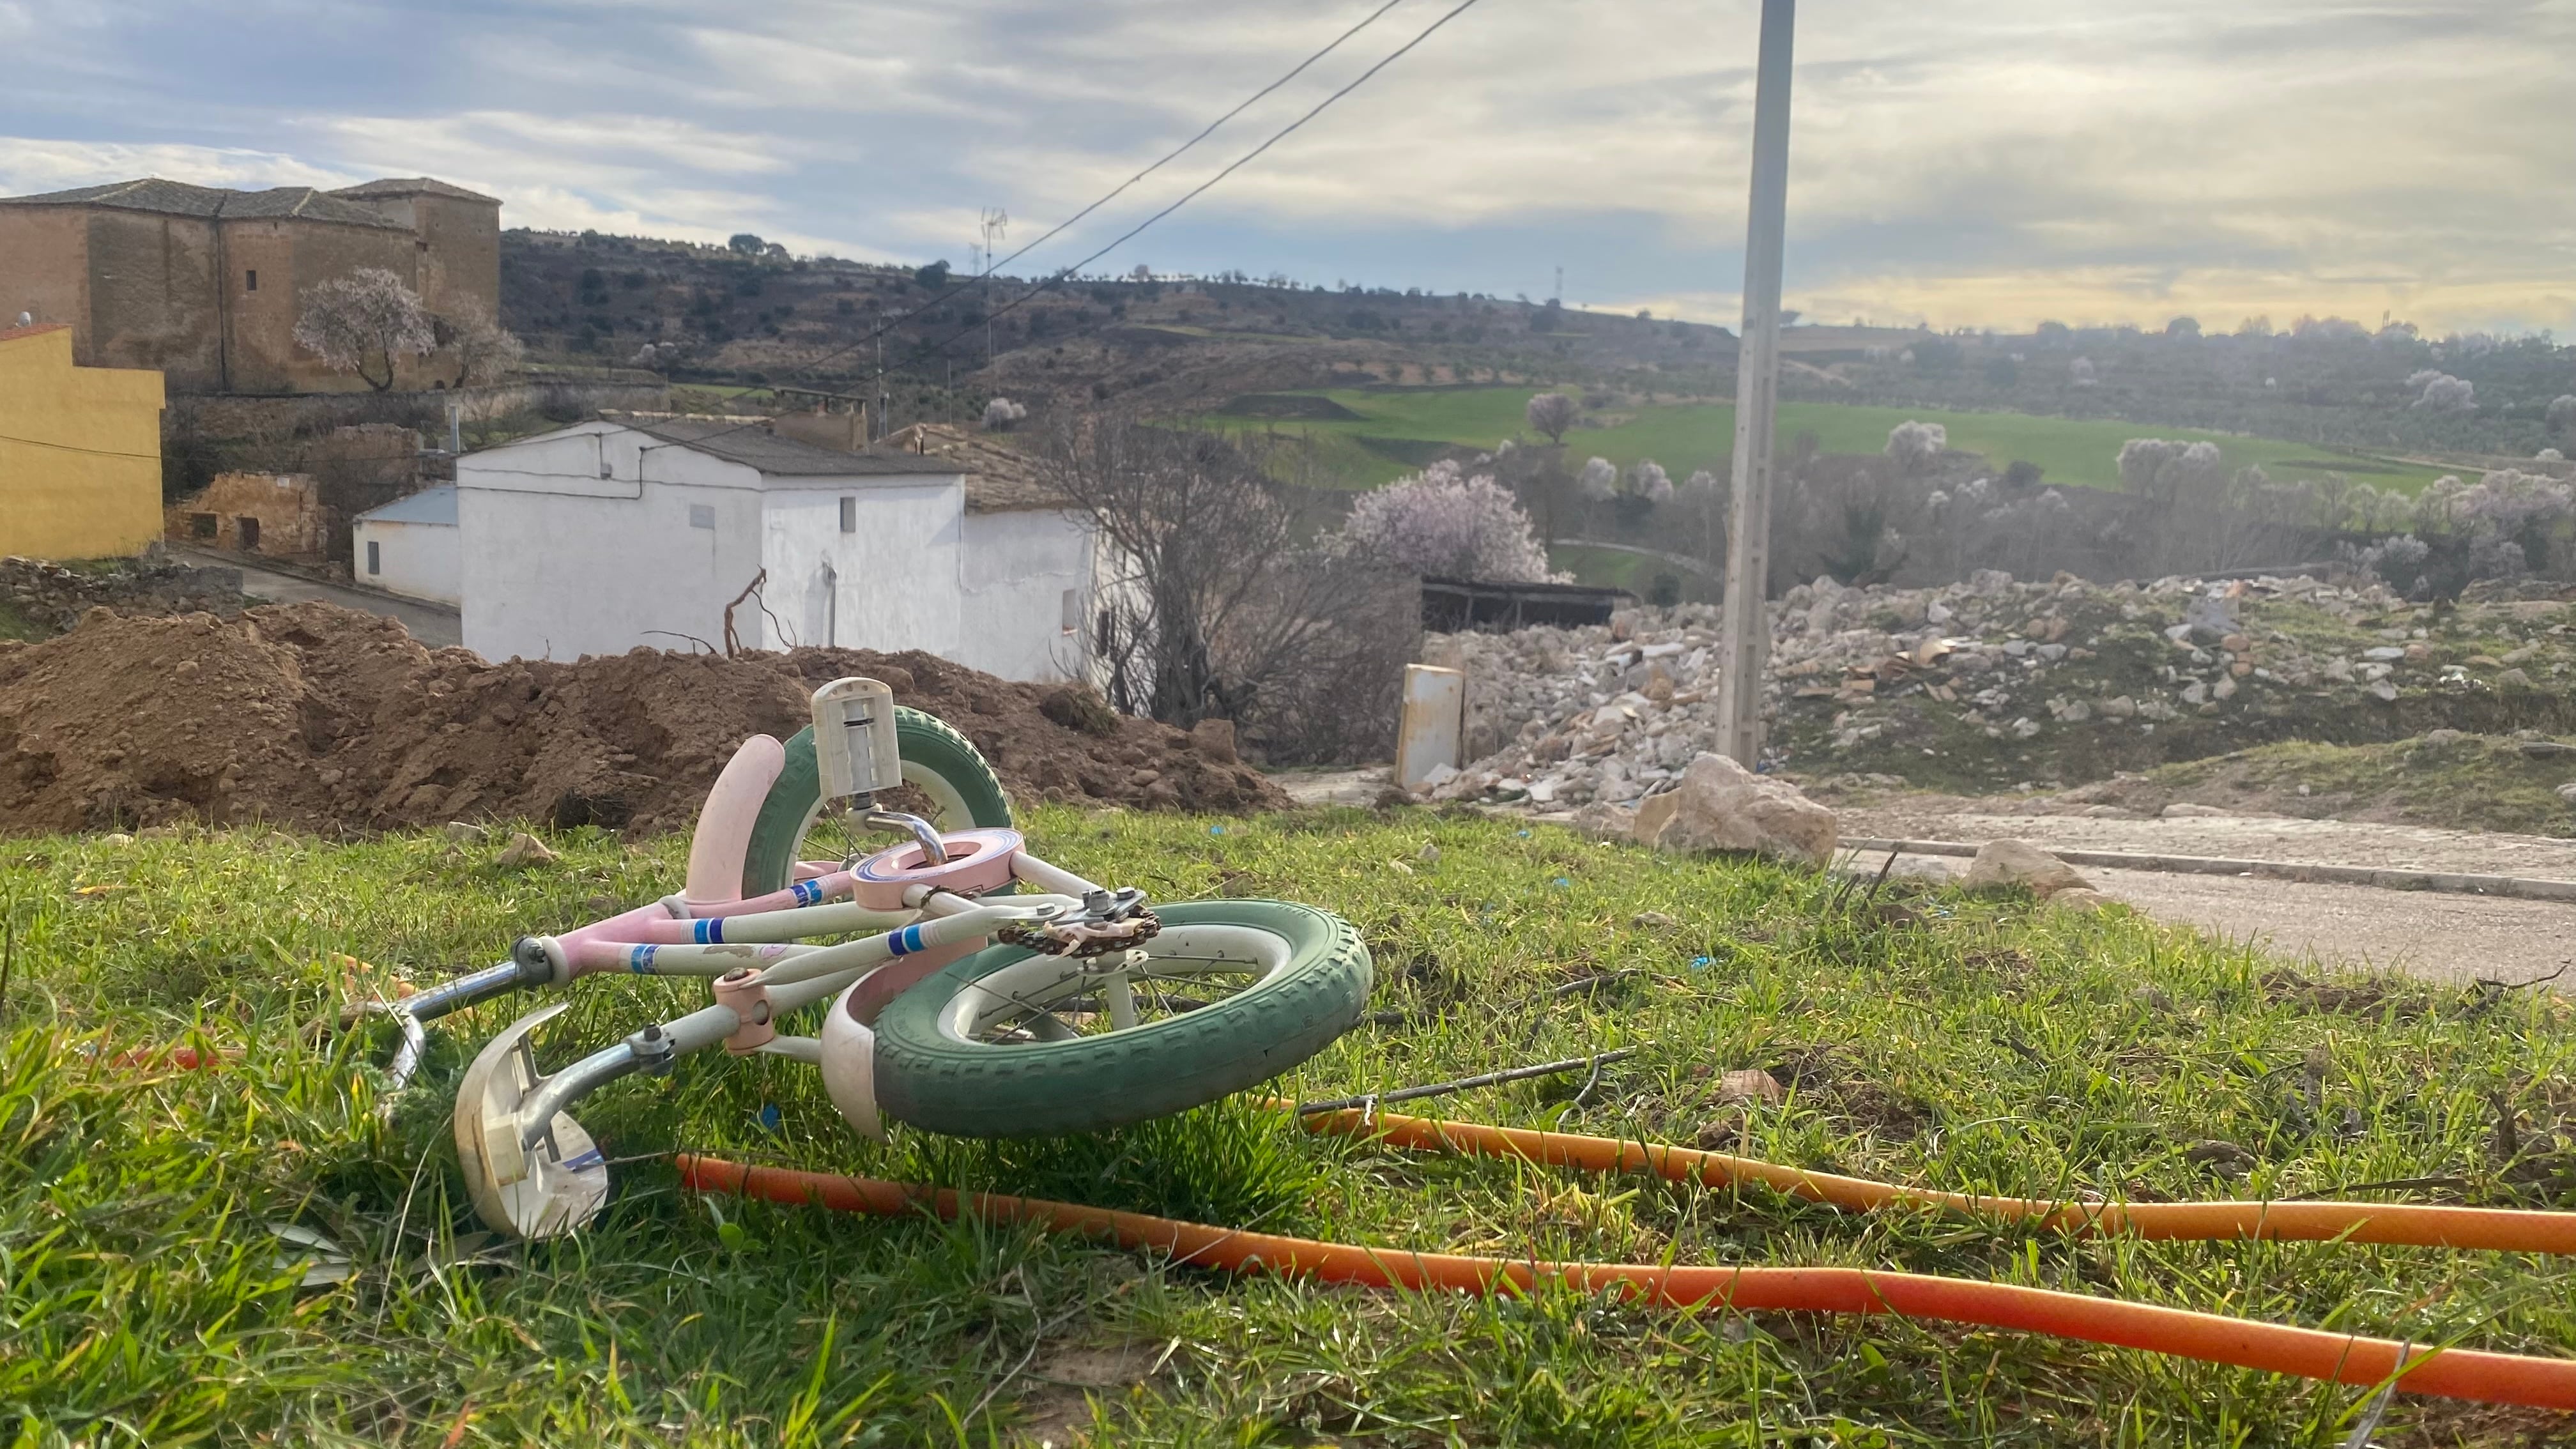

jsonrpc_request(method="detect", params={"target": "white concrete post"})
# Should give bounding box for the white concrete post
[1395,664,1466,792]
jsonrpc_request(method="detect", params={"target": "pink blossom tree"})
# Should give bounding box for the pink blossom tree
[1577,456,1618,501]
[293,268,435,390]
[1885,420,1946,474]
[1524,392,1578,444]
[1331,461,1560,583]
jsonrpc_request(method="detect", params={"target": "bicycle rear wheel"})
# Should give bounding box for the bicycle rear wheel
[740,709,1013,898]
[870,900,1372,1138]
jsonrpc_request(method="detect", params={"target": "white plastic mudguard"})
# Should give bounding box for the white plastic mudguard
[819,981,885,1142]
[452,1002,610,1239]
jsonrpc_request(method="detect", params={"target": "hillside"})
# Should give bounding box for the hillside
[500,229,2576,468]
[498,229,1740,431]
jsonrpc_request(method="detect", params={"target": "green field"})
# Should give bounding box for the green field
[1213,388,2455,494]
[9,808,2574,1443]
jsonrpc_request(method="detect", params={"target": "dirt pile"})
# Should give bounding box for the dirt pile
[0,602,1287,836]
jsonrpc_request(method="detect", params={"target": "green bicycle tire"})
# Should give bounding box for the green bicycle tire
[740,707,1014,898]
[871,900,1372,1138]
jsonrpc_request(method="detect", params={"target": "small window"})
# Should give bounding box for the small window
[688,503,716,531]
[188,512,217,539]
[1059,588,1080,633]
[839,496,857,533]
[236,517,260,551]
[366,540,381,575]
[245,269,257,292]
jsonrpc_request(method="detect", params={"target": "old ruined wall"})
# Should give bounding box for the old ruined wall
[0,208,91,348]
[167,471,328,560]
[225,218,422,393]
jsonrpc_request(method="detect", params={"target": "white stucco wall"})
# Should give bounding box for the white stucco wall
[352,518,460,606]
[959,509,1094,682]
[459,424,765,661]
[758,484,966,656]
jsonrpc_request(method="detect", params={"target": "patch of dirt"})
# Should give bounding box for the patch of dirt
[0,602,1288,837]
[1007,1340,1163,1447]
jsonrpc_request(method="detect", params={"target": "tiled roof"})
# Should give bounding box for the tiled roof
[0,323,73,346]
[628,417,963,479]
[0,178,410,229]
[332,177,501,205]
[873,422,1065,513]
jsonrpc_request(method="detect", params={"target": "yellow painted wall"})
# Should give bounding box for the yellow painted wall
[0,325,164,558]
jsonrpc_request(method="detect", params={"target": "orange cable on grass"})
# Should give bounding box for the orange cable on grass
[1287,1104,2576,1256]
[675,1155,2576,1411]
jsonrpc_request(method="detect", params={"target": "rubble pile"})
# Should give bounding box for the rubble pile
[1427,569,2576,809]
[1,555,245,634]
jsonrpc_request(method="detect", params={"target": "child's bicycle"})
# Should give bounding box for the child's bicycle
[384,678,1372,1239]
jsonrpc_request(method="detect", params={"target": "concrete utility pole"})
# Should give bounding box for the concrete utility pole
[1713,0,1796,767]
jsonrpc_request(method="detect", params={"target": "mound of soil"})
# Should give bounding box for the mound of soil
[0,602,1288,836]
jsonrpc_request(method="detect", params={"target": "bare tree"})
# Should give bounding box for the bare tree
[436,296,525,386]
[1039,415,1408,748]
[293,268,435,391]
[1524,392,1578,444]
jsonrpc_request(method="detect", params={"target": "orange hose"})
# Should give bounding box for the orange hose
[675,1156,2576,1410]
[1290,1106,2576,1256]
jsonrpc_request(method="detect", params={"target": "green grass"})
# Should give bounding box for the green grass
[2139,735,2576,838]
[6,809,2573,1445]
[1209,387,2456,494]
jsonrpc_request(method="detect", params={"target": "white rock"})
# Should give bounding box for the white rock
[1962,838,2091,898]
[2161,802,2228,818]
[1644,753,1839,868]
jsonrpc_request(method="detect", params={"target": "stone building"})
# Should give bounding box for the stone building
[0,176,500,395]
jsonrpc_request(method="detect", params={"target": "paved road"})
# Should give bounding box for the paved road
[179,547,462,649]
[1275,774,2573,985]
[1841,807,2576,985]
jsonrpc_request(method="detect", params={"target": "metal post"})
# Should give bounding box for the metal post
[1713,0,1796,767]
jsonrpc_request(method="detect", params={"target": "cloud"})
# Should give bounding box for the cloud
[0,0,2569,334]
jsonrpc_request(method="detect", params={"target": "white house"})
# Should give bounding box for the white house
[454,415,1100,680]
[351,484,461,606]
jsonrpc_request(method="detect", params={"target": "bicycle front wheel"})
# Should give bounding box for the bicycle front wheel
[870,900,1372,1137]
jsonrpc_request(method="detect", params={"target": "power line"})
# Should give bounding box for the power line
[848,0,1495,388]
[970,0,1409,287]
[0,432,161,461]
[665,0,1490,449]
[728,0,1417,395]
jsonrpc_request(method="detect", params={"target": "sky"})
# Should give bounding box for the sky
[3,0,2571,337]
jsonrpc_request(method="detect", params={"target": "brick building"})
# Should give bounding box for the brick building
[0,176,500,395]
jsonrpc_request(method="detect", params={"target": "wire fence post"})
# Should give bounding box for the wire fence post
[1715,0,1797,767]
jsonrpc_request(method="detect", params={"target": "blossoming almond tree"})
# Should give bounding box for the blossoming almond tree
[1332,461,1560,583]
[292,268,435,391]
